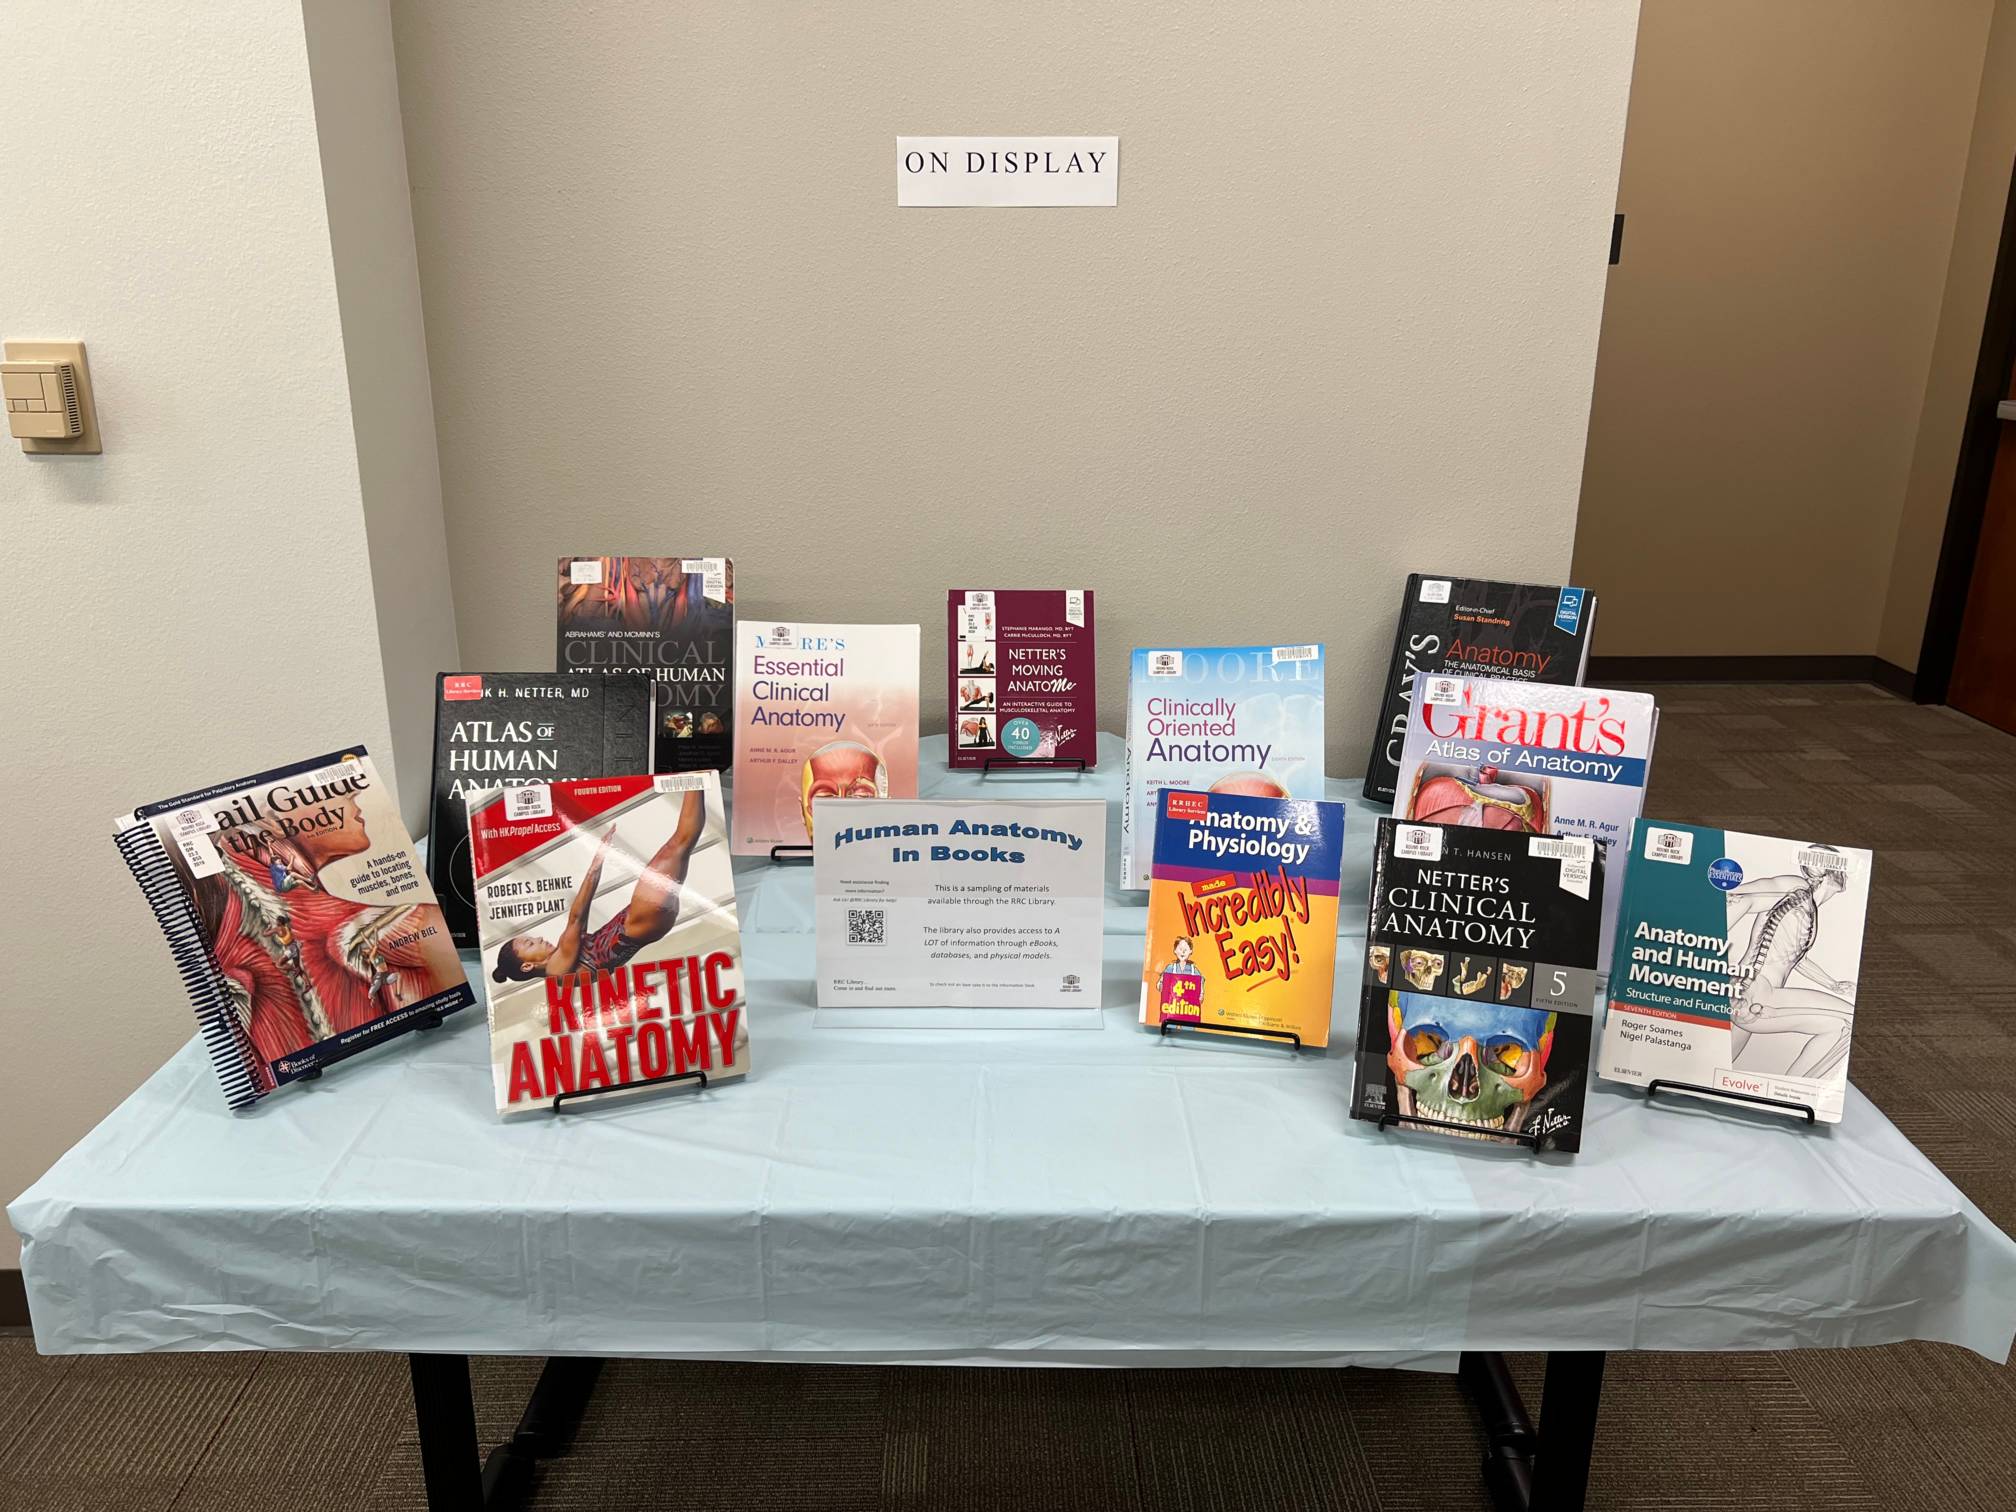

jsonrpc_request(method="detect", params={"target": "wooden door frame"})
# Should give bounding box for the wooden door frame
[1916,152,2016,705]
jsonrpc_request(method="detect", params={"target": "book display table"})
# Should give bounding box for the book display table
[14,736,2016,1511]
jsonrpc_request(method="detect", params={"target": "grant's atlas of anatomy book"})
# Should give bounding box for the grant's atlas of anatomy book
[1392,674,1655,974]
[1139,788,1348,1047]
[1121,643,1325,891]
[1597,821,1871,1123]
[556,556,733,773]
[426,673,655,949]
[730,621,920,855]
[945,589,1097,769]
[1363,575,1596,805]
[467,771,747,1117]
[112,749,476,1110]
[1351,818,1604,1151]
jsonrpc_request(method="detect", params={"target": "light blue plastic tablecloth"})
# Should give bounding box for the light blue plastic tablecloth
[14,735,2016,1364]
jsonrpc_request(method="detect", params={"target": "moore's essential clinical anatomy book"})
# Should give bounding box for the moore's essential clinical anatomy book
[1598,820,1871,1123]
[1363,575,1596,805]
[730,621,920,855]
[946,589,1096,769]
[1121,644,1325,891]
[1392,674,1656,974]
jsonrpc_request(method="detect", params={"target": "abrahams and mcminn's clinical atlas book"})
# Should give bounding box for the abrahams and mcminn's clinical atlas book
[730,621,921,855]
[1121,643,1326,891]
[1392,673,1655,974]
[945,589,1097,770]
[556,555,734,775]
[425,672,655,949]
[1139,788,1348,1048]
[1351,818,1604,1152]
[112,748,476,1109]
[466,770,748,1117]
[1362,575,1596,806]
[1598,820,1872,1123]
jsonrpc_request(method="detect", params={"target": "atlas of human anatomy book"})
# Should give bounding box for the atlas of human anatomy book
[112,749,475,1110]
[1121,643,1326,891]
[1597,821,1871,1123]
[945,589,1096,769]
[1138,788,1348,1047]
[730,621,920,855]
[1392,674,1655,973]
[467,771,747,1116]
[556,556,733,773]
[426,673,655,949]
[1351,818,1604,1151]
[1362,575,1596,804]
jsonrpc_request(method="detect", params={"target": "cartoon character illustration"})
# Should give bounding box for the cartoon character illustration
[1399,949,1444,991]
[1408,764,1548,834]
[798,740,887,840]
[1155,937,1204,1020]
[1498,963,1529,1000]
[1387,993,1555,1138]
[491,792,707,982]
[1725,852,1857,1078]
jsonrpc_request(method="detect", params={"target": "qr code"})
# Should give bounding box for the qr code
[846,908,887,946]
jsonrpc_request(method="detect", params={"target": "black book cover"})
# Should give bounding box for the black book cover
[1362,574,1596,804]
[1351,817,1604,1153]
[426,673,655,947]
[556,556,735,774]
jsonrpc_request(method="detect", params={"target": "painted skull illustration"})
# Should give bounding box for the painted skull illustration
[1367,946,1391,984]
[1399,949,1444,991]
[1387,993,1554,1137]
[1498,963,1529,1000]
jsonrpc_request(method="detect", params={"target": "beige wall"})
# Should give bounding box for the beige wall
[1881,0,2016,671]
[394,1,1643,767]
[1575,0,1995,660]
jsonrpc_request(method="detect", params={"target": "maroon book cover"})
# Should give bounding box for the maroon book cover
[946,589,1097,769]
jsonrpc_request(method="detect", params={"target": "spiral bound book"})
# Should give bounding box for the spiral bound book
[112,748,476,1109]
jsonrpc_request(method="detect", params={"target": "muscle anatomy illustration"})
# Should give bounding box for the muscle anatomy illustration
[1725,855,1855,1078]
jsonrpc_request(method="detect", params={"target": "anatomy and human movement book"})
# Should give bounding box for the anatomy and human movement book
[112,749,475,1110]
[426,673,655,949]
[1392,674,1656,974]
[1363,575,1596,804]
[1598,821,1871,1123]
[730,621,920,855]
[467,771,747,1117]
[1139,788,1347,1047]
[1121,643,1326,890]
[946,589,1096,769]
[556,556,734,773]
[1351,818,1604,1151]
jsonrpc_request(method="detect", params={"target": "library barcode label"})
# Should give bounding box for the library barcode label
[846,908,887,946]
[1272,644,1318,663]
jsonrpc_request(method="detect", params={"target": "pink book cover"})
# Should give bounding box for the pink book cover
[946,589,1097,769]
[730,621,920,854]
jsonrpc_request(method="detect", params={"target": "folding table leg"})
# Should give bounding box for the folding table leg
[409,1353,483,1512]
[1458,1350,1606,1512]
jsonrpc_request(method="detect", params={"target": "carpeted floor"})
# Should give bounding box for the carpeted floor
[5,683,2013,1511]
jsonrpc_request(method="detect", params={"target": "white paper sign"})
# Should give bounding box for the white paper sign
[814,798,1106,1007]
[897,136,1119,207]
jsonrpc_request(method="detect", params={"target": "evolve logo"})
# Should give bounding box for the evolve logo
[1554,587,1587,635]
[1708,858,1744,891]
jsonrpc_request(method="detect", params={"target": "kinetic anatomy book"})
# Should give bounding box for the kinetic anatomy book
[556,556,734,774]
[1121,643,1326,891]
[426,673,655,948]
[1392,674,1656,974]
[1139,788,1348,1048]
[112,749,475,1110]
[730,621,920,855]
[945,589,1097,769]
[1598,821,1871,1123]
[1362,575,1596,805]
[467,771,747,1116]
[1351,818,1604,1151]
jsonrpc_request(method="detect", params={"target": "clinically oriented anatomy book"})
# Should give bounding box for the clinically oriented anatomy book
[730,621,921,855]
[112,749,476,1109]
[1139,788,1348,1048]
[946,589,1096,769]
[556,556,734,773]
[1392,674,1656,974]
[426,673,656,948]
[1351,818,1605,1151]
[1362,574,1597,805]
[1121,643,1326,891]
[467,771,747,1117]
[1598,821,1872,1123]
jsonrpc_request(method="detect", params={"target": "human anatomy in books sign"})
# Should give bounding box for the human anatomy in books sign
[897,137,1119,206]
[814,798,1105,1007]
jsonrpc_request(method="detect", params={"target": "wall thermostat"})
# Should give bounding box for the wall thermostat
[3,341,101,453]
